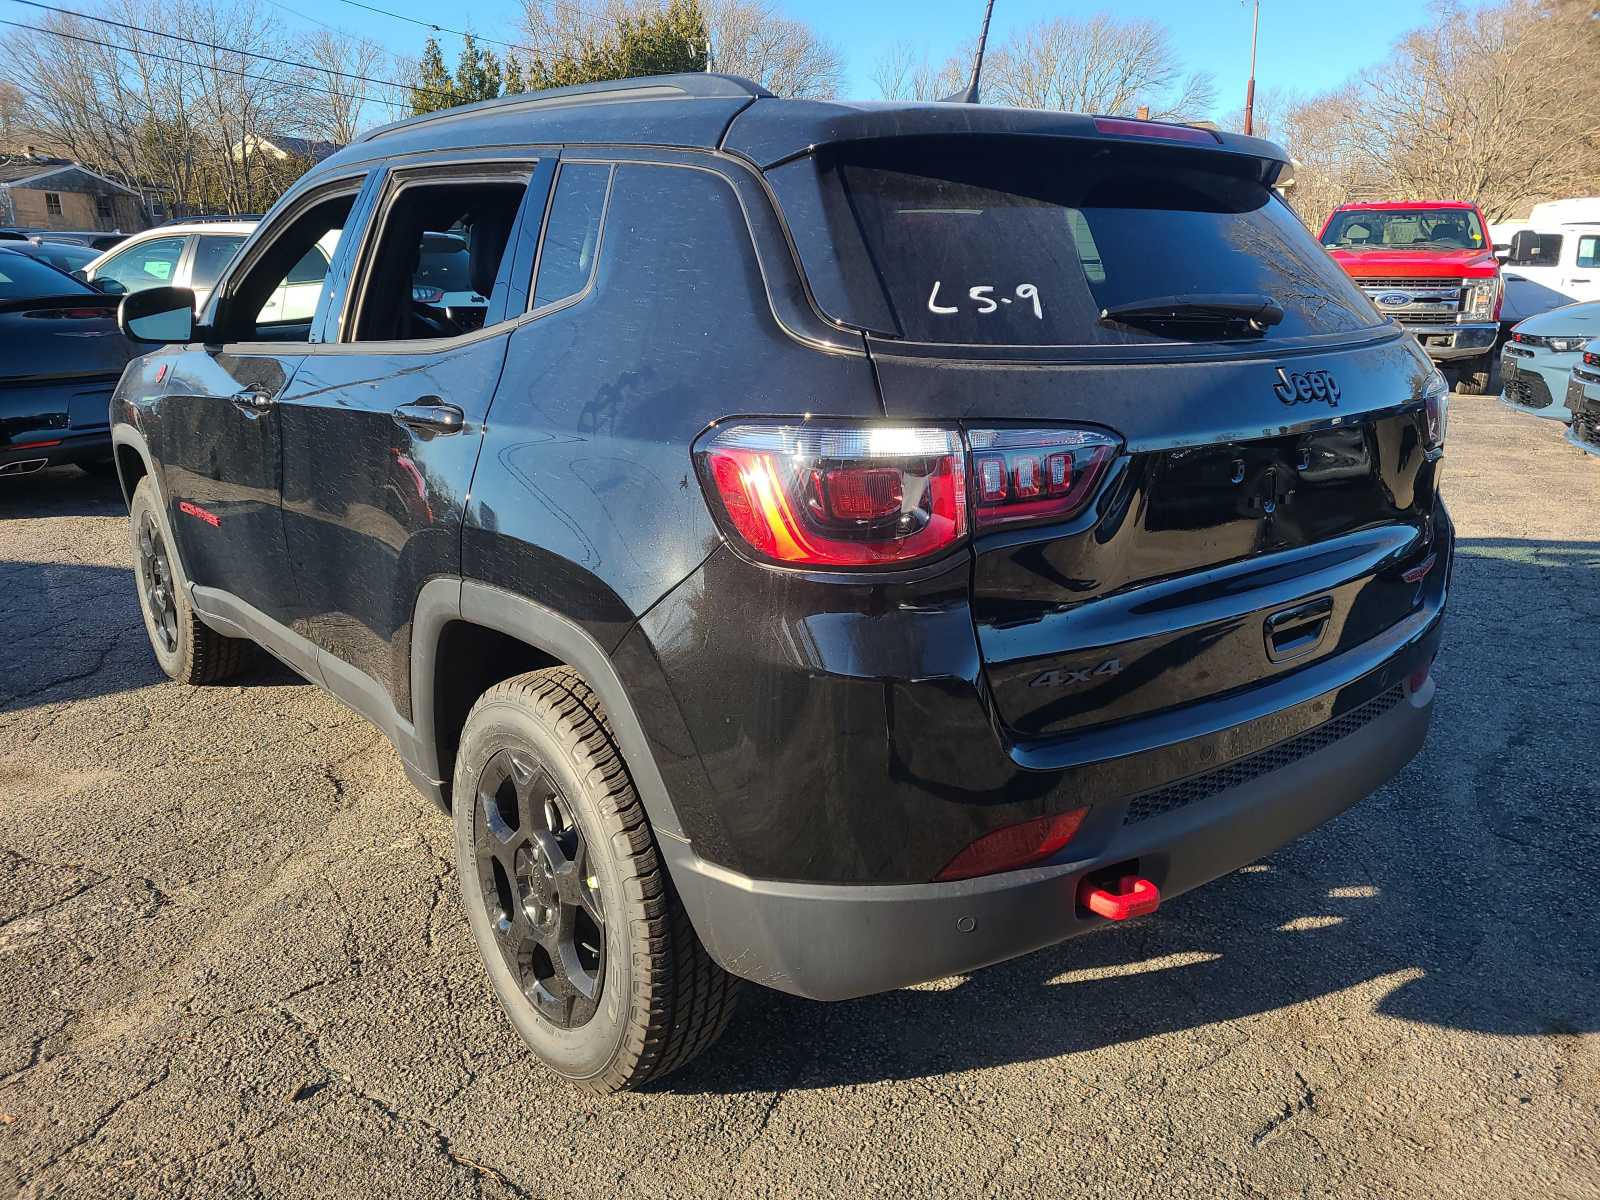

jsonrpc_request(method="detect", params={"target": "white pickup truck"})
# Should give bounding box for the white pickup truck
[1489,197,1600,326]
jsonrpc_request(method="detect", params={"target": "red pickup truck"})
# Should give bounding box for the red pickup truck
[1318,200,1503,393]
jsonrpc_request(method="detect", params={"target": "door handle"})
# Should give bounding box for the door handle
[392,399,465,435]
[1264,595,1334,663]
[231,389,275,415]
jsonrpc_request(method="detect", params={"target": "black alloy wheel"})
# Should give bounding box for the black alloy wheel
[137,510,179,655]
[473,747,606,1029]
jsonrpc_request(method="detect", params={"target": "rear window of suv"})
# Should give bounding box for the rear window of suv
[768,136,1381,348]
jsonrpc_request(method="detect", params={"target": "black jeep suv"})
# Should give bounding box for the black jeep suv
[110,75,1452,1092]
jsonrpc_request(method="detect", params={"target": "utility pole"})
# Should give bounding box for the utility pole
[1243,0,1260,135]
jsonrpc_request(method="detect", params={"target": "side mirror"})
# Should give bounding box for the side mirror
[94,276,126,295]
[119,285,195,344]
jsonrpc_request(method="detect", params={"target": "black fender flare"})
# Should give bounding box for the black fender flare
[410,577,688,841]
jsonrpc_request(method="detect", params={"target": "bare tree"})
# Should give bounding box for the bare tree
[1341,0,1600,219]
[984,14,1216,120]
[0,0,369,215]
[705,0,842,98]
[871,40,965,102]
[302,30,383,144]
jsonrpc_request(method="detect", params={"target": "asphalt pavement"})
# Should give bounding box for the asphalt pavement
[1,394,1597,1199]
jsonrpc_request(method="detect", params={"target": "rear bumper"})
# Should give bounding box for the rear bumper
[666,664,1436,1000]
[1,375,117,475]
[0,428,111,475]
[1403,322,1497,361]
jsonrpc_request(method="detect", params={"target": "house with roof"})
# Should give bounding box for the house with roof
[232,134,344,165]
[0,154,148,232]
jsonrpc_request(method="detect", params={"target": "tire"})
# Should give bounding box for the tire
[128,477,254,684]
[1454,356,1493,395]
[452,666,737,1093]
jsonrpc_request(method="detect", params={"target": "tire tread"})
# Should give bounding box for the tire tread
[466,665,737,1092]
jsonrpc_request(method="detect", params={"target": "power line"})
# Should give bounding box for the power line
[260,0,393,62]
[5,0,446,99]
[0,17,415,110]
[326,0,534,55]
[327,0,628,58]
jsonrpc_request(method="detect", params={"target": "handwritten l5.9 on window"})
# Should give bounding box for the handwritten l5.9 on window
[928,281,1043,319]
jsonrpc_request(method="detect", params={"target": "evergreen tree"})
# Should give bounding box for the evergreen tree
[411,37,456,116]
[408,33,509,116]
[527,0,707,92]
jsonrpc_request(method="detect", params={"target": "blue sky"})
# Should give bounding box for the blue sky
[285,0,1475,125]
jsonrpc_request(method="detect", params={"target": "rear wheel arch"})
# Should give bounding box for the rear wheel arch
[110,427,153,511]
[410,578,688,841]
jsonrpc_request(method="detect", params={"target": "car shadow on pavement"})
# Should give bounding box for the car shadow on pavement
[0,464,128,520]
[0,557,305,714]
[661,536,1600,1094]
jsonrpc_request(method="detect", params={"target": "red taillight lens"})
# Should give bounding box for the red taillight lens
[966,428,1119,528]
[696,423,967,568]
[1584,350,1599,368]
[935,807,1089,882]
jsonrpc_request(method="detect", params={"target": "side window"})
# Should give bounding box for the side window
[534,164,611,309]
[95,235,188,294]
[285,243,331,285]
[1578,236,1599,270]
[215,193,355,343]
[189,235,247,290]
[348,174,528,342]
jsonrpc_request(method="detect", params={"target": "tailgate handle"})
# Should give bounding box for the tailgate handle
[1265,596,1333,662]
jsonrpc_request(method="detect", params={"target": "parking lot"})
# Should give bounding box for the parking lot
[0,394,1595,1198]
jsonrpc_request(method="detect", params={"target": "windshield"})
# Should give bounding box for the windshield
[1320,208,1486,252]
[0,249,94,299]
[769,136,1380,347]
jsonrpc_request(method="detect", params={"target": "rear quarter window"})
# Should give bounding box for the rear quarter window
[769,136,1381,349]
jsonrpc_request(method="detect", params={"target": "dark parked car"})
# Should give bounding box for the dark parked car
[108,75,1453,1092]
[8,237,101,276]
[1,246,131,478]
[28,230,127,251]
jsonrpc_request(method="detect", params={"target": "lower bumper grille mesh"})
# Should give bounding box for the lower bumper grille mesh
[1123,685,1406,825]
[1505,375,1555,410]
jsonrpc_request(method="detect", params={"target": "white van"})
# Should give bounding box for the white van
[1491,197,1600,326]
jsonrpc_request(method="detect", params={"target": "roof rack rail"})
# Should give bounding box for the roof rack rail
[357,72,772,144]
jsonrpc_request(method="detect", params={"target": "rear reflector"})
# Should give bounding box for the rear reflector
[10,439,62,451]
[1092,116,1218,145]
[696,422,967,568]
[934,807,1088,881]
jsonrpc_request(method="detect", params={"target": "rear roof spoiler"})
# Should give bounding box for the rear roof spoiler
[722,99,1290,183]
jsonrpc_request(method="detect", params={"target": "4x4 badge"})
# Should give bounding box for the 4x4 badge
[1029,659,1124,688]
[1273,367,1340,407]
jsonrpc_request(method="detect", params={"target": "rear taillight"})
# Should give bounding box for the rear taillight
[935,807,1089,881]
[695,423,967,568]
[412,285,445,303]
[1584,350,1600,368]
[967,428,1119,528]
[1422,370,1449,454]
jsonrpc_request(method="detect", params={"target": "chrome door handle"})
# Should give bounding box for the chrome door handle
[392,399,465,435]
[231,389,275,415]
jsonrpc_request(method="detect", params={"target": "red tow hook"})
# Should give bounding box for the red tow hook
[1079,875,1161,921]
